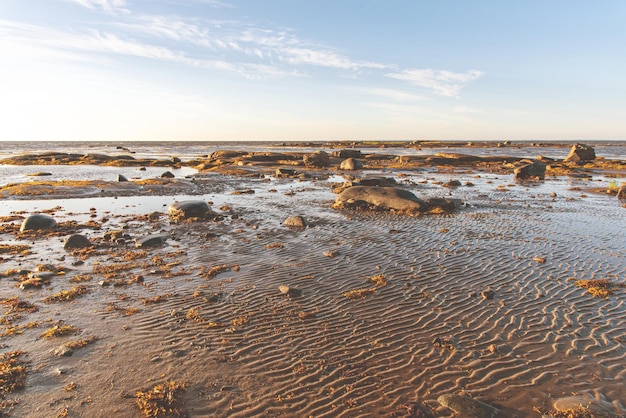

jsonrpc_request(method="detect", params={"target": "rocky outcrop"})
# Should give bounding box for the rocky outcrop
[303,151,330,168]
[564,143,596,163]
[331,149,362,159]
[333,186,461,214]
[514,161,546,180]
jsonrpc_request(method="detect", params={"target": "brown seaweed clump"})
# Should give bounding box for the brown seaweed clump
[574,278,624,298]
[1,351,28,400]
[135,381,187,418]
[40,324,80,339]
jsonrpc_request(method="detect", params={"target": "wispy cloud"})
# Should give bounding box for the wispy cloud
[67,0,130,14]
[6,3,483,98]
[386,69,484,97]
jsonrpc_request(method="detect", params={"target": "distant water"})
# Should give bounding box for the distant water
[0,140,625,161]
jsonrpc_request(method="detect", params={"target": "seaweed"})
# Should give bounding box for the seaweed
[135,381,187,418]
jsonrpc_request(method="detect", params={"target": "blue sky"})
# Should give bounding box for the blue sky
[1,0,625,141]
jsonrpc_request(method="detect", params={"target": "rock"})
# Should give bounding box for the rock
[564,143,596,163]
[161,171,175,178]
[278,285,302,297]
[331,149,362,159]
[135,234,168,248]
[54,344,74,357]
[168,200,213,221]
[552,395,617,417]
[64,234,92,250]
[358,177,397,187]
[276,167,298,177]
[27,172,52,177]
[284,215,307,228]
[303,150,330,167]
[514,161,546,180]
[340,158,363,170]
[323,250,339,258]
[20,214,57,232]
[117,174,128,182]
[437,394,499,418]
[443,179,462,187]
[481,289,495,300]
[334,186,426,212]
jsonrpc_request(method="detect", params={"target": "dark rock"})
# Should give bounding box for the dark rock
[168,200,213,221]
[135,234,168,248]
[20,214,57,232]
[64,234,92,250]
[340,158,363,170]
[170,156,181,164]
[303,150,330,167]
[284,215,307,228]
[564,143,596,163]
[514,161,546,180]
[425,197,462,211]
[358,177,397,187]
[117,174,128,182]
[331,149,362,159]
[161,171,175,178]
[334,186,426,212]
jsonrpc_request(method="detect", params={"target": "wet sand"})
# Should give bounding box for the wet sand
[1,142,625,417]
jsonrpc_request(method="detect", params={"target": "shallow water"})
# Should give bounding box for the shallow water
[0,143,625,417]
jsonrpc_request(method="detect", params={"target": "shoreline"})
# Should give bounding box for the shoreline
[1,142,625,417]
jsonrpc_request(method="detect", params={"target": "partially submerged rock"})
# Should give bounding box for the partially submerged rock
[168,200,213,221]
[333,186,461,214]
[135,234,168,248]
[20,214,57,232]
[564,143,596,163]
[437,394,499,418]
[64,234,92,250]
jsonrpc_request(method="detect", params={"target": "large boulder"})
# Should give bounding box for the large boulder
[20,214,57,232]
[334,186,427,212]
[303,151,330,168]
[564,143,596,163]
[514,161,546,180]
[340,158,363,170]
[168,200,213,221]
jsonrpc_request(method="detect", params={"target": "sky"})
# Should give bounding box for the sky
[1,0,625,142]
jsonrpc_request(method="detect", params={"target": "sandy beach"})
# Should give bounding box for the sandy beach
[1,141,625,417]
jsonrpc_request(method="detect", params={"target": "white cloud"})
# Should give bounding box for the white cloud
[386,68,484,97]
[67,0,130,14]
